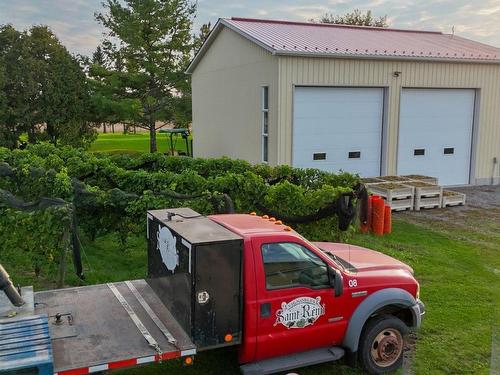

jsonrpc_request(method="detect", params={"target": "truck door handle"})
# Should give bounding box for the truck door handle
[260,303,271,318]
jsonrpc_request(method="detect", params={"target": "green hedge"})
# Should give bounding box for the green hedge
[0,144,360,282]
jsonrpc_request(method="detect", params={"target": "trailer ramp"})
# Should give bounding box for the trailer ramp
[34,279,195,375]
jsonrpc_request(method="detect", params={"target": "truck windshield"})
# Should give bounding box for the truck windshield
[296,235,357,272]
[261,242,330,290]
[323,252,357,273]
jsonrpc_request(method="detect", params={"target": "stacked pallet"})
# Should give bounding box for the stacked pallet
[362,175,466,211]
[369,181,414,211]
[403,181,442,211]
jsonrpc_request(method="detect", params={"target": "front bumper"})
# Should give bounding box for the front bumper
[411,299,426,329]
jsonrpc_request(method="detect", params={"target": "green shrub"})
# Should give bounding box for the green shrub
[0,206,70,280]
[0,143,361,284]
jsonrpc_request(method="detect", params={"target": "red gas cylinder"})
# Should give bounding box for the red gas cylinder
[383,205,392,234]
[371,196,385,236]
[360,196,373,233]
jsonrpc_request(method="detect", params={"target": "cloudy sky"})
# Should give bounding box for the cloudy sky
[1,0,499,56]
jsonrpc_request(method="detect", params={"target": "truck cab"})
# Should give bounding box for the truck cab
[210,213,424,374]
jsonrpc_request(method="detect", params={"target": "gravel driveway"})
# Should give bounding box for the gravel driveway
[397,184,500,249]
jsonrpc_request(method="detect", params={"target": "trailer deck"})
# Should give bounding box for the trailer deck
[33,279,195,375]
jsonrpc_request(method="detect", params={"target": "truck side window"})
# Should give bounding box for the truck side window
[261,242,330,290]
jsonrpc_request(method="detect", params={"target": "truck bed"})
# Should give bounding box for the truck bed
[34,279,196,375]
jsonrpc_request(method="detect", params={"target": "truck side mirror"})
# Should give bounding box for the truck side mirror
[328,266,344,297]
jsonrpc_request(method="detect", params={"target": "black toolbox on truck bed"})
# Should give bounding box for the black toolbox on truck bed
[147,208,243,350]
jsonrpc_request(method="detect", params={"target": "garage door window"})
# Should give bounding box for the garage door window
[262,86,269,162]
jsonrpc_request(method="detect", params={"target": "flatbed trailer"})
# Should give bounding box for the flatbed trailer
[1,207,424,375]
[36,280,196,374]
[1,280,195,375]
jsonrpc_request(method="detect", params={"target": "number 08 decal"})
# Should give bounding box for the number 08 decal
[348,279,358,288]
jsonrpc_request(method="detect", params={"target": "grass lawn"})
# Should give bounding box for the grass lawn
[89,132,191,155]
[3,212,498,374]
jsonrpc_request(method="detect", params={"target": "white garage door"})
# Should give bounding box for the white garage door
[293,87,384,177]
[398,89,475,185]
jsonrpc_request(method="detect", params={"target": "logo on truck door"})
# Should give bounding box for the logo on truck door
[274,297,325,329]
[157,226,179,273]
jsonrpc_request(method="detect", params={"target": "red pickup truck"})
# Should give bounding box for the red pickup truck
[1,208,424,375]
[210,212,424,374]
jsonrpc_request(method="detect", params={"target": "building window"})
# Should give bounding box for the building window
[262,86,269,162]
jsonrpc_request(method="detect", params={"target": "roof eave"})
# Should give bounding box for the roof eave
[275,50,500,64]
[186,18,277,74]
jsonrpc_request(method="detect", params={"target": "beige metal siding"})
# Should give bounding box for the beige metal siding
[277,57,500,183]
[191,28,278,164]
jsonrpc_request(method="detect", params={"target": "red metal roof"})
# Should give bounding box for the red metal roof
[222,17,500,63]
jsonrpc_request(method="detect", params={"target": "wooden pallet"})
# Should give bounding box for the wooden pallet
[403,181,441,197]
[385,197,414,211]
[378,175,412,183]
[402,174,438,185]
[442,191,466,207]
[360,177,384,187]
[402,181,442,211]
[414,195,441,211]
[369,183,414,211]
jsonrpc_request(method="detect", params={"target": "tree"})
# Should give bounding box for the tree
[92,45,106,66]
[30,26,95,146]
[0,25,26,148]
[317,9,388,27]
[0,25,96,148]
[95,0,197,153]
[86,59,142,135]
[193,22,211,53]
[84,46,138,134]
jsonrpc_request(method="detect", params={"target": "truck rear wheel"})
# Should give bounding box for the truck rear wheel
[359,315,408,374]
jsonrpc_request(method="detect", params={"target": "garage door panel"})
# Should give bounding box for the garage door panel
[293,87,383,177]
[295,146,381,161]
[398,89,474,185]
[294,125,381,138]
[402,90,474,114]
[296,105,381,120]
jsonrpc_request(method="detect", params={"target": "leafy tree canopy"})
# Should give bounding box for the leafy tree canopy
[193,22,211,53]
[318,9,388,27]
[0,25,96,149]
[95,0,197,152]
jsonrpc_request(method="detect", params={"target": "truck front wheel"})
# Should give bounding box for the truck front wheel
[359,315,409,374]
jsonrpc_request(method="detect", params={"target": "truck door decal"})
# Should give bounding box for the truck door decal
[157,226,179,273]
[274,297,325,329]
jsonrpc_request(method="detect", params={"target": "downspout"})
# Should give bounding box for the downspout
[492,157,498,185]
[0,263,25,307]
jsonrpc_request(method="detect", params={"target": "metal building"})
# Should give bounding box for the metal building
[187,18,500,185]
